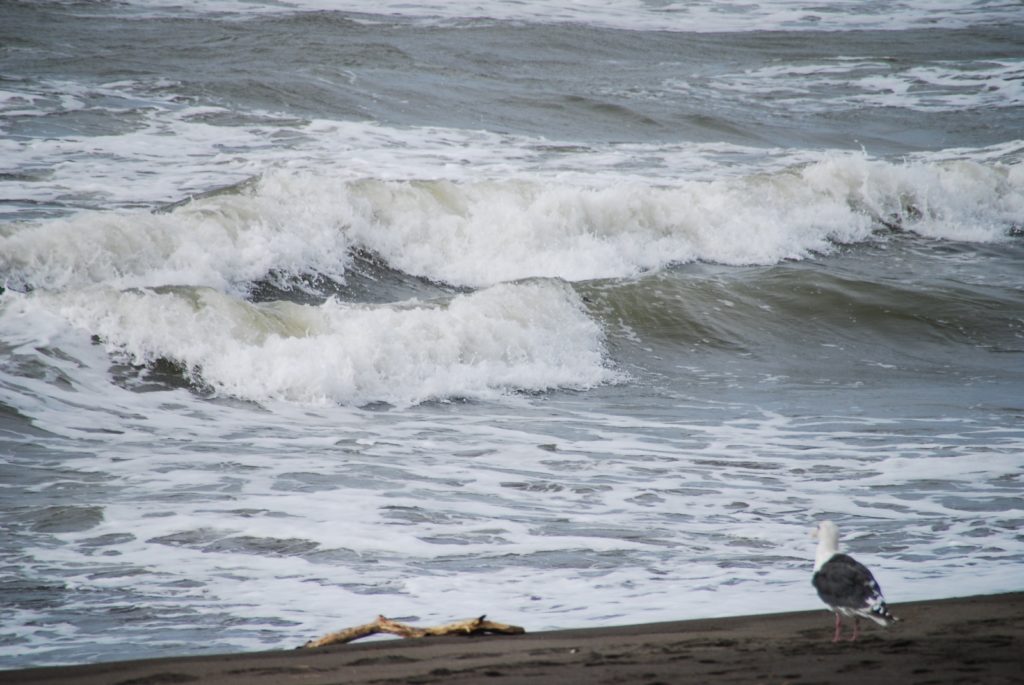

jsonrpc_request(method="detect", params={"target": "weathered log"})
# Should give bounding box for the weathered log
[302,614,525,649]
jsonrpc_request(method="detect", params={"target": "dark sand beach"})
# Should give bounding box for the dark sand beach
[7,592,1022,685]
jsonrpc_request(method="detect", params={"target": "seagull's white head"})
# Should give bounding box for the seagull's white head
[812,520,840,570]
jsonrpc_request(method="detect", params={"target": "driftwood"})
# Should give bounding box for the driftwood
[302,614,525,649]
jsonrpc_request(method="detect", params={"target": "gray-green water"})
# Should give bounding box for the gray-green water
[2,0,1022,669]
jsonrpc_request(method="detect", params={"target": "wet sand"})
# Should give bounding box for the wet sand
[5,592,1022,685]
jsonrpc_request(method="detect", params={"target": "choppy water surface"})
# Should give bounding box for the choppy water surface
[1,0,1023,668]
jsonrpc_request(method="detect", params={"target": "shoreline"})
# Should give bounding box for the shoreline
[5,591,1022,684]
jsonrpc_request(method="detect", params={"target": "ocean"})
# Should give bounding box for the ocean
[1,0,1022,669]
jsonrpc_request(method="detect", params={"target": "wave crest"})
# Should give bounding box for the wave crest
[2,153,1020,293]
[27,279,615,406]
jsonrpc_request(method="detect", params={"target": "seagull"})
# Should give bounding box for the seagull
[811,520,899,642]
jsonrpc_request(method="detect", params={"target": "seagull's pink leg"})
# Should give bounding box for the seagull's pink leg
[832,613,843,642]
[849,616,860,642]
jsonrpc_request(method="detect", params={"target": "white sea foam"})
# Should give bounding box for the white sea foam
[1,364,1020,663]
[0,86,814,218]
[800,154,1024,242]
[0,78,303,214]
[334,174,875,285]
[5,152,1021,293]
[692,57,1024,113]
[19,279,614,405]
[347,151,1020,284]
[113,0,1024,32]
[3,290,1022,657]
[0,204,348,294]
[4,63,1021,236]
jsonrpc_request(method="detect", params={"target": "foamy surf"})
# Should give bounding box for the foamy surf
[3,153,1021,293]
[14,279,614,406]
[0,179,354,293]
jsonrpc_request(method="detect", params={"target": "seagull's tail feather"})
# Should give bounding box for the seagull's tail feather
[863,593,899,626]
[855,573,898,626]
